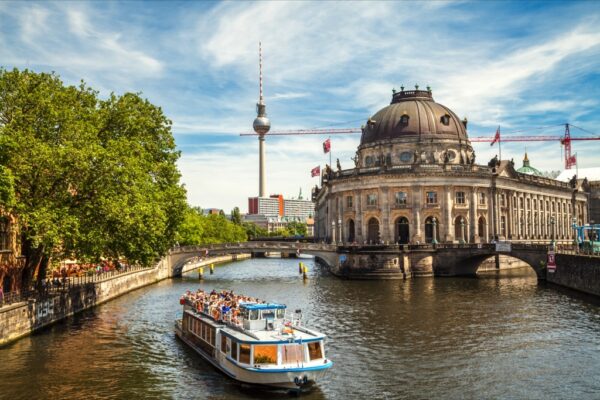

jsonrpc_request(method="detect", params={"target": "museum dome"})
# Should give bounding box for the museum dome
[516,152,543,176]
[360,87,468,146]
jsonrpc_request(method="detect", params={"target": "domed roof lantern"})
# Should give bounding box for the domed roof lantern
[517,152,543,176]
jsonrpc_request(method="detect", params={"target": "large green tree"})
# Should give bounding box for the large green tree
[176,206,246,246]
[0,68,186,291]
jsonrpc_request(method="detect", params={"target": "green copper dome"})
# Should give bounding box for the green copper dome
[516,152,543,176]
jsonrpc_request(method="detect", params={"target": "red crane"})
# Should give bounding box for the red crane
[240,123,599,169]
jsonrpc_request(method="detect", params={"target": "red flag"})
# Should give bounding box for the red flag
[491,126,500,146]
[568,155,577,168]
[311,166,320,177]
[323,138,331,153]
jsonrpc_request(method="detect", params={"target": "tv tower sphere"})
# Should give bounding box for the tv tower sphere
[253,109,271,135]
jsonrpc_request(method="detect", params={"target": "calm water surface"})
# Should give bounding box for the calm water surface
[1,258,599,399]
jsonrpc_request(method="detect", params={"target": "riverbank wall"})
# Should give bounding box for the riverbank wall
[546,254,600,297]
[0,253,249,347]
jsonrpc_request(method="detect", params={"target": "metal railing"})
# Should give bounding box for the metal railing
[0,265,153,309]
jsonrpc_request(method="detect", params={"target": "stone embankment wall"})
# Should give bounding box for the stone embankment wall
[547,254,600,296]
[0,254,248,347]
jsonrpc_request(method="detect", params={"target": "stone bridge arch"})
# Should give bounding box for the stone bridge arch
[433,245,548,279]
[167,242,339,277]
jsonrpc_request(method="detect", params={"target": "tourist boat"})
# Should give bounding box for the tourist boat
[174,290,333,391]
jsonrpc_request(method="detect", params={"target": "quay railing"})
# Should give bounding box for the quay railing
[0,264,153,309]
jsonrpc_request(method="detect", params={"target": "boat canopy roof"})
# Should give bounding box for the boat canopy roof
[240,303,286,310]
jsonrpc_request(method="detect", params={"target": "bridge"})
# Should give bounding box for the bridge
[168,241,559,280]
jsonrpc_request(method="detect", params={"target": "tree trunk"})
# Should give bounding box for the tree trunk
[20,234,45,291]
[35,255,49,290]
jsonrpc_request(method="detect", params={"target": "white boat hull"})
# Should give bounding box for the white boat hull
[175,323,330,391]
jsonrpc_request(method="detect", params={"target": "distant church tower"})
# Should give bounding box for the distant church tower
[253,42,271,197]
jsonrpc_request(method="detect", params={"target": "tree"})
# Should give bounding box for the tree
[0,68,187,291]
[177,206,247,246]
[230,207,242,225]
[286,221,308,236]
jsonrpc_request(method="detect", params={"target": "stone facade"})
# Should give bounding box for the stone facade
[313,89,589,245]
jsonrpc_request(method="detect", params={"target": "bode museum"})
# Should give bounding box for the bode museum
[313,87,589,245]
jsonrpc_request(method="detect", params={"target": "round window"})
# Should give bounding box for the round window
[447,150,456,161]
[365,156,374,166]
[400,152,412,162]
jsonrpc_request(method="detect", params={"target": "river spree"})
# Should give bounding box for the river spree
[1,258,599,399]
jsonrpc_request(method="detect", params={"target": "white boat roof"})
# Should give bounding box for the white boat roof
[221,325,324,344]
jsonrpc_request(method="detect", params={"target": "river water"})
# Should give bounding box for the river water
[1,258,599,400]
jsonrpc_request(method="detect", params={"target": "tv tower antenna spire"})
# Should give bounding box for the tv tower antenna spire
[253,41,271,197]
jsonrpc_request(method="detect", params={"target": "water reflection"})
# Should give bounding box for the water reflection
[1,258,599,400]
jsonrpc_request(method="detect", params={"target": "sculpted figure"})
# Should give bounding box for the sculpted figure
[413,150,419,164]
[569,174,577,189]
[433,149,441,164]
[487,155,499,168]
[336,158,342,172]
[443,150,450,164]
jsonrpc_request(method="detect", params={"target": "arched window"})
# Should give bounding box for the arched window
[424,216,439,243]
[347,219,355,243]
[395,217,409,244]
[454,216,465,242]
[478,216,487,241]
[440,114,451,126]
[367,218,380,244]
[400,114,409,125]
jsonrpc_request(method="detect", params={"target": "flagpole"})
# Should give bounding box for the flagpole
[499,126,502,161]
[328,136,332,169]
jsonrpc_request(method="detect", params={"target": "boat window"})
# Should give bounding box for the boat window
[253,345,277,365]
[241,309,249,320]
[221,335,227,354]
[231,340,238,360]
[282,344,305,364]
[239,344,251,364]
[308,342,323,361]
[249,310,259,320]
[262,311,275,319]
[277,309,285,319]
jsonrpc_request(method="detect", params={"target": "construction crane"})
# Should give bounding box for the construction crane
[240,123,599,169]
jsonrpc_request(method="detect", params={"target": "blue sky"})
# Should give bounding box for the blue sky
[1,1,600,212]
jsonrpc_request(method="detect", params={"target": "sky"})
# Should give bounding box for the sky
[1,1,600,213]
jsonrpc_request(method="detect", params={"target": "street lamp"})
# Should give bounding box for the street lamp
[550,216,556,249]
[459,217,465,244]
[432,217,438,245]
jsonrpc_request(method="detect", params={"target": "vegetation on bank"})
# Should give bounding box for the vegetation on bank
[0,68,310,292]
[0,68,187,291]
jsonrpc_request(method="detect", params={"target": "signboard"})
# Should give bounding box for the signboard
[547,250,556,273]
[495,242,511,252]
[339,254,347,263]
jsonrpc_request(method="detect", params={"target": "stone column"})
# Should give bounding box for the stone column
[381,187,390,242]
[445,187,453,242]
[412,186,422,242]
[470,189,478,242]
[356,190,364,243]
[487,188,494,242]
[326,197,332,241]
[507,191,513,239]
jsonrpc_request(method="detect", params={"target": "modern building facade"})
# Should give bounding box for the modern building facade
[313,88,589,244]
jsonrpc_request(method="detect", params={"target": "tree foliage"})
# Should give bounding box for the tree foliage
[0,68,187,290]
[177,206,246,245]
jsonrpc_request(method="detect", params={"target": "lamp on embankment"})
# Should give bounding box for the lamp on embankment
[432,217,438,245]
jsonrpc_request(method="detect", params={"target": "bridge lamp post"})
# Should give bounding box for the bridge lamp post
[432,217,438,245]
[331,221,336,244]
[459,217,465,244]
[338,218,342,244]
[572,217,578,248]
[550,216,556,249]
